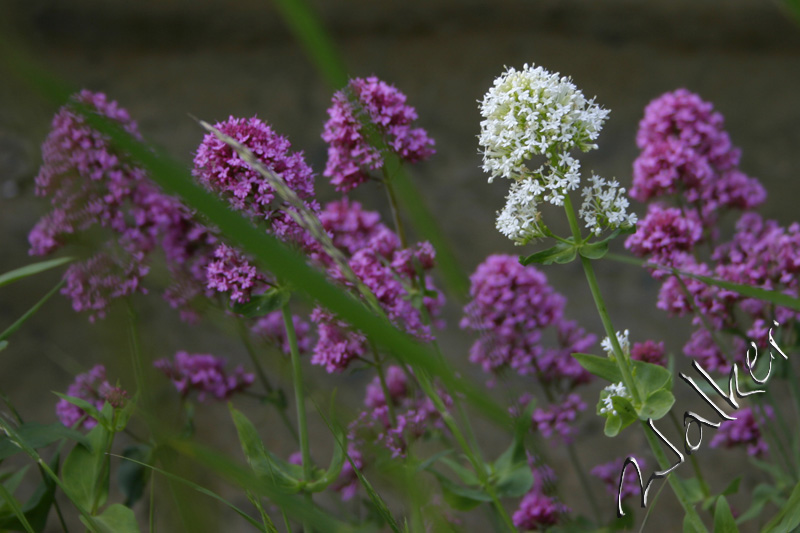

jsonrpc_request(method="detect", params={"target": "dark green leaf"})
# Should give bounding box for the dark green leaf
[0,483,35,533]
[520,242,578,266]
[495,464,534,499]
[62,424,110,512]
[762,479,800,532]
[736,483,782,524]
[306,426,346,492]
[0,257,73,288]
[437,457,479,487]
[117,445,152,508]
[0,459,57,533]
[80,503,140,533]
[229,406,301,491]
[429,471,492,511]
[713,496,738,533]
[721,477,741,497]
[232,288,290,318]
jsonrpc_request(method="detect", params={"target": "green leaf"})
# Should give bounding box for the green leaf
[520,242,577,266]
[631,360,672,398]
[229,406,301,491]
[602,397,637,437]
[762,479,800,533]
[80,503,140,533]
[721,477,741,497]
[0,483,35,533]
[438,457,479,487]
[0,459,57,533]
[572,353,622,383]
[604,413,623,437]
[0,422,87,461]
[232,288,290,318]
[736,483,783,524]
[682,478,706,505]
[306,426,346,492]
[62,423,111,512]
[117,445,151,508]
[0,257,73,288]
[579,240,610,260]
[713,496,738,533]
[638,389,675,421]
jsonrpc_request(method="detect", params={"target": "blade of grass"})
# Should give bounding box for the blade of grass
[0,483,36,533]
[0,280,65,342]
[0,257,72,288]
[109,454,267,532]
[606,252,800,312]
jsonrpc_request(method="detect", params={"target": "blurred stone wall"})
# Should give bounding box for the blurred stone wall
[2,0,800,530]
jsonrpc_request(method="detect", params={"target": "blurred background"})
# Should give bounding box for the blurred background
[2,0,800,530]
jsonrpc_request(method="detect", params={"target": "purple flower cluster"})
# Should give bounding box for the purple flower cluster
[349,366,450,459]
[630,89,765,227]
[30,90,217,321]
[461,255,594,385]
[310,200,443,373]
[192,116,322,304]
[154,351,254,402]
[512,489,567,531]
[591,455,647,501]
[531,393,586,443]
[56,365,126,429]
[709,406,772,457]
[321,76,435,192]
[251,311,313,356]
[625,204,703,267]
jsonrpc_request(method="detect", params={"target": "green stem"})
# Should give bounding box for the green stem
[282,305,313,533]
[237,319,299,443]
[149,469,156,533]
[641,421,708,532]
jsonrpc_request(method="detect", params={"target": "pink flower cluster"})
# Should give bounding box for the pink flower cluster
[310,199,444,373]
[322,76,435,192]
[30,90,216,322]
[512,462,568,531]
[531,393,586,444]
[153,351,254,402]
[251,311,313,356]
[56,365,127,429]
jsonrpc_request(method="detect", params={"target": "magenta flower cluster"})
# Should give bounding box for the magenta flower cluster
[709,406,772,457]
[630,88,765,227]
[29,90,216,322]
[512,462,569,531]
[56,365,126,429]
[322,76,435,192]
[531,393,586,443]
[153,351,254,402]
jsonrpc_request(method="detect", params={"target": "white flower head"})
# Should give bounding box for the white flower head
[601,329,630,359]
[478,63,609,183]
[479,63,610,243]
[579,174,638,236]
[598,381,632,417]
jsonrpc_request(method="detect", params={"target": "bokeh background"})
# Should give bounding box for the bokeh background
[2,0,800,530]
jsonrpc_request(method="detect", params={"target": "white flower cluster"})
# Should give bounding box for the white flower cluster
[479,64,610,244]
[579,174,638,236]
[599,382,632,416]
[601,329,630,359]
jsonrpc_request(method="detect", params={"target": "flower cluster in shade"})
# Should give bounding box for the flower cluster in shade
[479,63,634,244]
[29,90,217,322]
[513,460,569,531]
[56,365,127,430]
[154,352,254,402]
[348,365,451,461]
[309,199,444,373]
[192,115,322,305]
[625,90,798,369]
[462,254,595,444]
[321,76,435,192]
[709,406,772,457]
[591,455,647,501]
